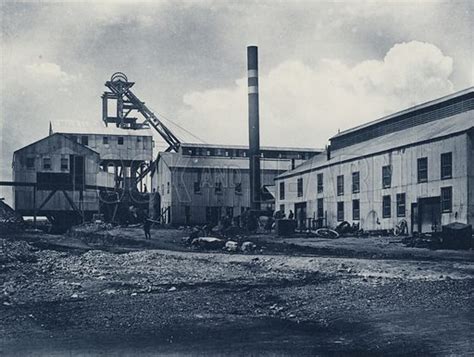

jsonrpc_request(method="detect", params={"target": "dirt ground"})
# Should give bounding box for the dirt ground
[1,227,473,356]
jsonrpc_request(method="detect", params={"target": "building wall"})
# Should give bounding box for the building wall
[167,168,282,225]
[12,134,109,213]
[467,130,474,226]
[62,133,153,162]
[151,158,173,223]
[276,134,469,232]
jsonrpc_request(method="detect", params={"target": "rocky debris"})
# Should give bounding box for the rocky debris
[191,237,225,250]
[0,200,24,233]
[225,241,239,252]
[241,241,257,252]
[0,239,37,264]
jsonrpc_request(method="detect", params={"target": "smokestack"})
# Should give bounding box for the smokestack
[247,45,261,210]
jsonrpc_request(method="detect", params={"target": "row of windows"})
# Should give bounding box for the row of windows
[331,187,452,222]
[279,152,453,199]
[69,135,126,146]
[183,147,313,160]
[193,181,243,195]
[26,156,69,170]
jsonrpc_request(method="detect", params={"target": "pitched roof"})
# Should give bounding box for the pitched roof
[277,109,473,179]
[50,120,153,137]
[158,152,294,172]
[14,133,99,155]
[331,86,474,140]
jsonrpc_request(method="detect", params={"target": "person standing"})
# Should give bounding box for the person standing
[288,210,294,220]
[143,216,152,240]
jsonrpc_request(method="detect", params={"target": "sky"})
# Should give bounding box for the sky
[0,0,473,204]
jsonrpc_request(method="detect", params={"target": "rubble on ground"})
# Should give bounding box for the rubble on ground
[0,200,24,233]
[0,239,37,264]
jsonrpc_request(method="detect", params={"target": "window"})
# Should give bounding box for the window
[185,206,191,224]
[194,170,202,194]
[26,157,35,169]
[215,182,223,194]
[279,204,285,213]
[317,173,323,193]
[441,187,452,213]
[60,156,68,171]
[194,182,201,194]
[417,157,428,183]
[235,183,242,195]
[352,171,360,193]
[337,202,344,222]
[42,157,51,170]
[383,195,391,218]
[118,137,124,145]
[441,152,452,179]
[103,136,109,145]
[317,198,324,219]
[81,136,89,146]
[396,193,406,217]
[279,182,285,200]
[167,182,170,194]
[352,199,360,220]
[337,175,344,196]
[70,135,78,143]
[382,165,392,188]
[297,178,303,197]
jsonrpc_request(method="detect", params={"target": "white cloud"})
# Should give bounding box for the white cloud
[25,62,79,84]
[177,41,454,148]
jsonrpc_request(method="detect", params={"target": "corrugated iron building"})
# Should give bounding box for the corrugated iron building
[151,143,322,225]
[13,133,115,223]
[275,87,474,233]
[13,121,154,225]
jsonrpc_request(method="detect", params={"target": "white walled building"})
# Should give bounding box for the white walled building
[275,87,474,234]
[151,143,322,225]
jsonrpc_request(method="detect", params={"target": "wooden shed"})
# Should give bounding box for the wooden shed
[13,133,114,225]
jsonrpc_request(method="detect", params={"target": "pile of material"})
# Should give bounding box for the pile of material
[0,200,24,233]
[0,239,37,264]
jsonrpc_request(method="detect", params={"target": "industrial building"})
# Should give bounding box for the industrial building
[12,132,115,225]
[275,87,474,234]
[49,120,154,191]
[151,143,320,225]
[12,120,153,226]
[9,48,324,228]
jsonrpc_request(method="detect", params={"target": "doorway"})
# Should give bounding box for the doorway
[414,197,441,233]
[294,202,307,230]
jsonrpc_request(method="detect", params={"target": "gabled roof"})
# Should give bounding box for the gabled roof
[14,133,99,155]
[50,120,153,137]
[277,109,473,180]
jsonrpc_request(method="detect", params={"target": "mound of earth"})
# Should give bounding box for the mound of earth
[0,200,24,233]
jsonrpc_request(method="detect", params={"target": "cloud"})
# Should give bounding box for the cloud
[176,41,454,148]
[25,62,79,84]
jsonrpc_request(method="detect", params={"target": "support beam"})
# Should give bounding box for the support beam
[37,190,57,211]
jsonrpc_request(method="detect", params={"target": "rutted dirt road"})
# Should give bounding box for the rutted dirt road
[1,230,473,356]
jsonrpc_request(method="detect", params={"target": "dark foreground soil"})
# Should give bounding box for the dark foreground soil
[1,229,473,356]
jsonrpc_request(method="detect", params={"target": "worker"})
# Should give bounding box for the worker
[288,210,294,220]
[143,215,152,240]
